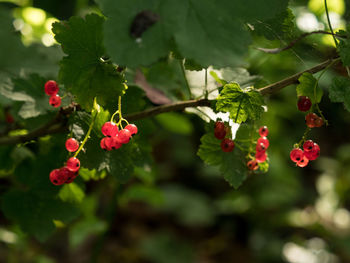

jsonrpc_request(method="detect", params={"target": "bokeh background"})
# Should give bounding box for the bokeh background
[1,0,350,262]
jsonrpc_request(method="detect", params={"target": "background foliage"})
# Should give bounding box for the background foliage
[1,0,350,262]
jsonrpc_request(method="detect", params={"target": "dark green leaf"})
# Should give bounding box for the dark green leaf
[216,83,265,124]
[329,76,350,112]
[52,14,126,111]
[296,72,323,104]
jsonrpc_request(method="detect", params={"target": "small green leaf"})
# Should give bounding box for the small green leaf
[296,72,323,104]
[210,71,227,86]
[216,83,265,124]
[59,183,85,203]
[197,133,246,189]
[329,76,350,112]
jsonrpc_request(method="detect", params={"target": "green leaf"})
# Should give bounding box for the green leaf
[338,28,350,66]
[2,190,79,242]
[0,74,55,119]
[59,183,85,203]
[52,14,126,111]
[210,71,227,86]
[329,76,350,112]
[216,83,265,124]
[296,72,323,104]
[197,133,246,189]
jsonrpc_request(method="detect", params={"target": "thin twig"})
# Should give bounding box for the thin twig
[256,30,343,54]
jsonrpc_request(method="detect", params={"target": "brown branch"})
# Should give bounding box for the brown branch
[258,57,340,95]
[256,30,343,54]
[0,57,341,145]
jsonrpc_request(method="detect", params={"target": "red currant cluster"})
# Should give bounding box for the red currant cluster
[290,140,320,167]
[214,121,235,152]
[100,122,138,151]
[49,138,80,185]
[247,126,270,170]
[297,96,323,128]
[44,80,61,108]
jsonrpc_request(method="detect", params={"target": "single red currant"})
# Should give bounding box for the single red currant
[305,113,318,128]
[214,129,226,140]
[49,94,61,108]
[103,137,114,151]
[125,124,138,135]
[44,80,59,96]
[314,117,324,128]
[221,138,235,152]
[297,156,309,167]
[66,157,80,172]
[100,137,107,150]
[256,142,266,153]
[255,151,267,163]
[5,113,14,124]
[290,148,304,162]
[215,121,225,130]
[297,96,312,112]
[65,171,78,184]
[49,169,64,185]
[65,138,79,152]
[257,137,269,149]
[303,140,314,152]
[101,122,118,137]
[259,126,269,137]
[59,167,75,182]
[112,135,122,149]
[304,143,320,161]
[118,129,132,144]
[247,159,259,170]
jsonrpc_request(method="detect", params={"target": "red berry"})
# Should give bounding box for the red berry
[255,151,267,163]
[305,113,319,128]
[118,129,132,144]
[304,143,320,161]
[297,96,312,112]
[44,80,59,96]
[65,171,78,184]
[103,137,114,151]
[100,137,107,150]
[220,138,235,152]
[101,122,118,137]
[66,157,80,172]
[125,124,138,135]
[297,156,309,167]
[247,159,259,170]
[259,126,268,137]
[65,138,79,152]
[290,148,304,163]
[314,117,324,127]
[215,121,225,130]
[214,129,226,140]
[5,113,14,124]
[60,167,75,182]
[49,169,64,185]
[112,135,122,149]
[256,142,266,153]
[49,94,61,108]
[257,137,269,149]
[303,140,314,152]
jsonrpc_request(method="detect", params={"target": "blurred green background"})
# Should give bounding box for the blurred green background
[1,0,350,262]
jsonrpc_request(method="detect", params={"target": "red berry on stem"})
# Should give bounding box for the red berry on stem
[65,138,79,152]
[221,138,235,152]
[125,124,138,135]
[297,156,309,167]
[257,137,269,149]
[214,129,226,140]
[305,113,318,128]
[303,140,314,152]
[247,159,259,170]
[101,122,118,137]
[100,137,107,150]
[256,142,266,153]
[215,121,225,130]
[304,143,320,161]
[103,137,114,151]
[118,129,132,144]
[49,169,64,185]
[5,113,14,124]
[255,151,267,163]
[44,80,59,96]
[49,94,61,108]
[314,117,324,127]
[290,148,304,162]
[259,126,269,137]
[66,157,80,172]
[297,96,312,112]
[112,135,122,149]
